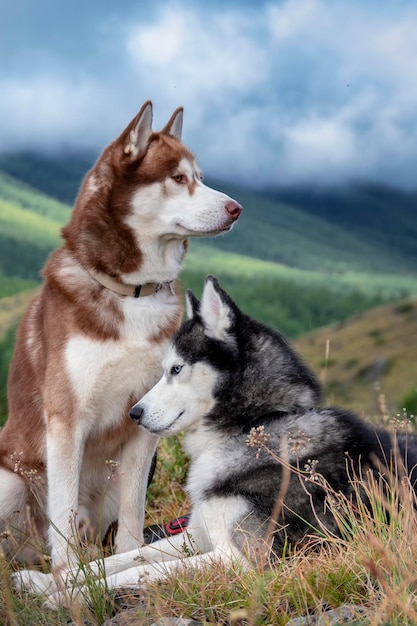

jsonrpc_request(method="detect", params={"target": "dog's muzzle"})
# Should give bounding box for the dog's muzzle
[129,403,144,424]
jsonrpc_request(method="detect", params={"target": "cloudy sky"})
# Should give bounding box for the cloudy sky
[1,0,417,189]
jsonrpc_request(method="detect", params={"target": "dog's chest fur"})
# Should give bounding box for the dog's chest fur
[183,426,251,504]
[65,291,179,433]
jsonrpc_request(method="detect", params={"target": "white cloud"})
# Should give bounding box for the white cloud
[0,76,119,149]
[267,0,320,40]
[121,0,417,188]
[125,7,268,103]
[1,0,417,188]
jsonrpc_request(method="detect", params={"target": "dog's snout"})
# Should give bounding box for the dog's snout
[225,200,242,221]
[129,404,144,424]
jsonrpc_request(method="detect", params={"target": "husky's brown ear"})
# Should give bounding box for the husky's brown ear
[200,275,235,342]
[161,106,183,141]
[185,289,200,319]
[121,101,153,160]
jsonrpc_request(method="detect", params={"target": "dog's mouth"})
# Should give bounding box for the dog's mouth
[143,410,185,436]
[218,222,235,233]
[175,221,235,237]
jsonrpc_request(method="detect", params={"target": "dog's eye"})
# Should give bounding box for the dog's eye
[172,174,187,184]
[170,364,184,376]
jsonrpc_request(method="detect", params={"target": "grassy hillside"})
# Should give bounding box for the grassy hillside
[211,181,417,276]
[274,184,417,268]
[186,243,417,299]
[294,296,417,417]
[0,274,37,298]
[0,150,94,205]
[1,150,417,277]
[1,166,410,336]
[0,172,71,282]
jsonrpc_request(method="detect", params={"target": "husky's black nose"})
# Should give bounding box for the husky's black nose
[129,404,144,424]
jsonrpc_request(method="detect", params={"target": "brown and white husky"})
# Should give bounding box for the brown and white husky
[0,101,242,570]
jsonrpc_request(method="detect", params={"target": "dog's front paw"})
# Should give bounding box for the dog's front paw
[12,569,57,595]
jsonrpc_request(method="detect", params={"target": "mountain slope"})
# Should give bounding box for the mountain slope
[294,297,417,416]
[1,150,417,278]
[0,153,417,339]
[0,150,95,205]
[272,185,417,269]
[211,180,417,275]
[0,172,71,280]
[0,168,402,341]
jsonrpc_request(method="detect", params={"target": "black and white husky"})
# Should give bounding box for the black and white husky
[15,275,417,603]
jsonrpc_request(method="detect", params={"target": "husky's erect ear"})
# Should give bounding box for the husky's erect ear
[161,106,183,141]
[185,289,200,320]
[122,101,153,159]
[200,275,235,342]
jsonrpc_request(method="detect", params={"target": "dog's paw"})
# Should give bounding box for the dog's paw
[12,569,56,595]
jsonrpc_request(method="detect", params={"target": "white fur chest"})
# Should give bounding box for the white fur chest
[119,289,180,341]
[65,292,180,432]
[184,426,230,504]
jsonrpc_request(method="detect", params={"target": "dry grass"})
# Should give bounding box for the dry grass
[2,420,417,625]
